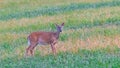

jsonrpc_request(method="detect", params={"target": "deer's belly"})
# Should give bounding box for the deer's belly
[38,42,48,45]
[38,39,49,45]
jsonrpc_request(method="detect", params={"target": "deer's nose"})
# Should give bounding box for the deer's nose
[60,30,62,32]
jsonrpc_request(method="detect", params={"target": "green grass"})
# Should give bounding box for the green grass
[0,0,120,68]
[0,47,120,68]
[0,0,120,21]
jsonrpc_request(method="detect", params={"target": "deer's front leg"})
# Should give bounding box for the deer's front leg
[50,42,57,55]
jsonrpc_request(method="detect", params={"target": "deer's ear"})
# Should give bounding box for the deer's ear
[61,23,64,26]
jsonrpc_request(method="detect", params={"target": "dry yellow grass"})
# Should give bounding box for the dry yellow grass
[0,33,27,43]
[33,35,120,56]
[0,0,113,9]
[1,34,119,59]
[0,6,119,31]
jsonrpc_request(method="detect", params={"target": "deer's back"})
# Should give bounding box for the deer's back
[28,31,57,44]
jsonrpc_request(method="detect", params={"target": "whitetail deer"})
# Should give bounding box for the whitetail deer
[26,23,64,56]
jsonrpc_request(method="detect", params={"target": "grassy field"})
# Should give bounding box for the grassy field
[0,0,120,68]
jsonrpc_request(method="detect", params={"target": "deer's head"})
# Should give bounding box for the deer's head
[56,23,64,32]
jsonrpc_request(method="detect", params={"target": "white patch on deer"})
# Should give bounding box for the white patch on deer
[28,39,30,46]
[38,38,48,45]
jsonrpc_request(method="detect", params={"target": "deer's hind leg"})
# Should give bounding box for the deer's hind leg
[26,45,31,56]
[26,42,37,56]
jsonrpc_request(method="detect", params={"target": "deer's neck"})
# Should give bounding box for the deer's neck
[55,31,61,39]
